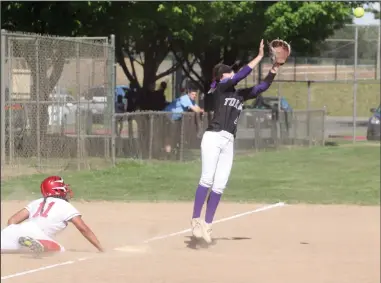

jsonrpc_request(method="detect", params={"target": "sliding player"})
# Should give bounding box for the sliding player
[1,176,104,254]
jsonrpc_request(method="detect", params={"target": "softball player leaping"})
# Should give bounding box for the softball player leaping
[190,39,282,243]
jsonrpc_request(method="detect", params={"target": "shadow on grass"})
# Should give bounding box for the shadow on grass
[184,235,251,250]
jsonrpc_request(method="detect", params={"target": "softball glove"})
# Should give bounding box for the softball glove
[268,39,291,65]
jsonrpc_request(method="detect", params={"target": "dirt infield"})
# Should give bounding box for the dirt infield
[1,201,380,283]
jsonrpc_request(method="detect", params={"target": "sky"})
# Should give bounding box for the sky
[353,2,380,25]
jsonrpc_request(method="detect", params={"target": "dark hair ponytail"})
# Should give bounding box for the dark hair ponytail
[40,197,48,216]
[212,63,224,82]
[40,194,68,216]
[212,64,233,82]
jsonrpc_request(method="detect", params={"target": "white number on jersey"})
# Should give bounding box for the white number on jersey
[32,201,56,218]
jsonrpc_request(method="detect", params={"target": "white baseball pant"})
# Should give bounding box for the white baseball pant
[199,130,234,194]
[1,221,64,252]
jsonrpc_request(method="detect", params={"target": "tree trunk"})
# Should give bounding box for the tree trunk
[24,39,65,158]
[198,47,221,112]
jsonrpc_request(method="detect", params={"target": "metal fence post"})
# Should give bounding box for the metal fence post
[110,34,116,166]
[352,26,358,144]
[35,38,41,170]
[0,30,6,167]
[148,114,154,160]
[75,41,81,170]
[322,106,327,146]
[377,24,380,80]
[276,82,281,148]
[254,110,261,150]
[291,111,296,146]
[179,115,185,161]
[307,81,311,147]
[103,38,109,160]
[91,59,95,86]
[8,37,14,165]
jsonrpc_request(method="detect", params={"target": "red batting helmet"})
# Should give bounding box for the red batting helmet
[40,176,73,199]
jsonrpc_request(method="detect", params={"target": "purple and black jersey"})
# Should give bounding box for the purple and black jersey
[206,65,276,136]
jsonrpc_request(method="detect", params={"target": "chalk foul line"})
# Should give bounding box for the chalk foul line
[1,261,75,280]
[143,201,285,243]
[1,201,286,280]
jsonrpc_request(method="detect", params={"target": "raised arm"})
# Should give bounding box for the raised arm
[238,63,280,101]
[248,72,275,99]
[230,39,264,85]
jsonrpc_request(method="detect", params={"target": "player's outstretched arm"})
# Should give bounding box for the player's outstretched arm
[7,208,29,226]
[230,39,264,85]
[239,63,280,101]
[70,216,104,253]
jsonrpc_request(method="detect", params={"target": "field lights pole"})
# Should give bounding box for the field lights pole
[110,34,116,166]
[75,41,81,170]
[377,24,380,80]
[352,26,358,144]
[35,38,41,169]
[0,30,6,167]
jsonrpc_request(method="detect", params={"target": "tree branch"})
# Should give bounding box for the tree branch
[172,51,204,91]
[136,53,144,66]
[155,61,181,81]
[184,56,204,84]
[171,49,205,90]
[135,58,143,67]
[47,44,65,96]
[182,65,204,92]
[24,41,37,74]
[115,38,139,88]
[124,46,138,82]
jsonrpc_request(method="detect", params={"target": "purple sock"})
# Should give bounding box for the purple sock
[205,190,222,224]
[192,184,209,219]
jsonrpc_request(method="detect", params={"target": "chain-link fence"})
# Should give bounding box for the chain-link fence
[1,30,116,178]
[250,79,380,143]
[111,109,326,162]
[241,24,380,143]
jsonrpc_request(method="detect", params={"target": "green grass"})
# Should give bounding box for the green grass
[162,80,380,117]
[160,80,380,117]
[1,143,379,205]
[128,80,381,117]
[240,80,380,117]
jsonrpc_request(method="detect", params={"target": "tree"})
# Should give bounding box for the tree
[373,10,381,19]
[1,1,93,95]
[2,1,362,112]
[365,2,381,19]
[77,2,200,98]
[171,2,271,96]
[171,1,357,110]
[1,1,99,143]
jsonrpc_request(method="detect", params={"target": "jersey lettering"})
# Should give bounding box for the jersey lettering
[224,98,243,110]
[206,86,245,135]
[32,201,55,218]
[234,112,241,125]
